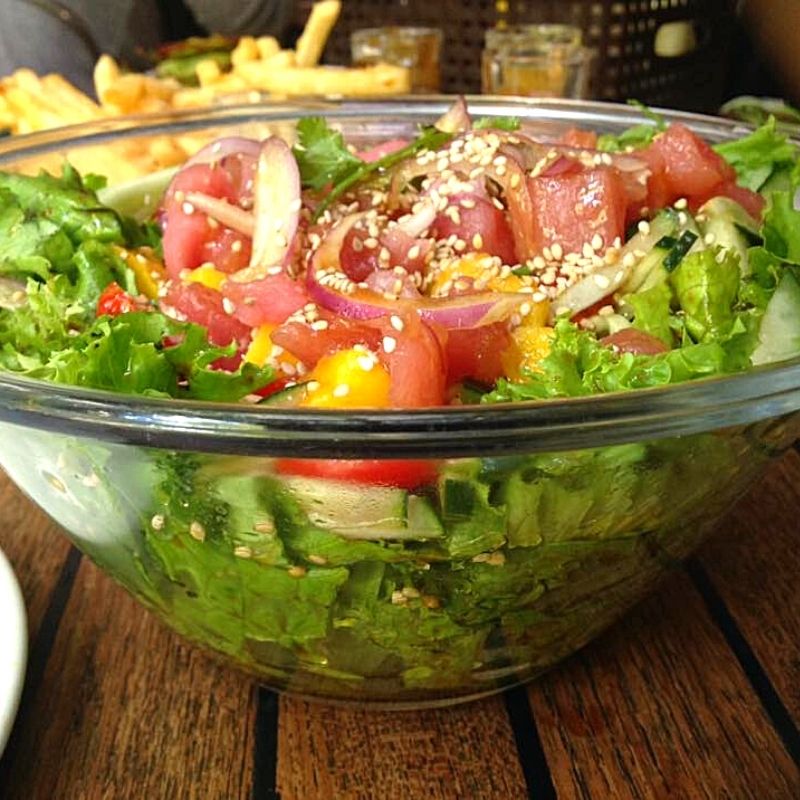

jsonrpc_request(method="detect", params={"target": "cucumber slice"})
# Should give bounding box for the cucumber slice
[97,167,178,221]
[283,476,443,540]
[698,197,760,275]
[751,271,800,366]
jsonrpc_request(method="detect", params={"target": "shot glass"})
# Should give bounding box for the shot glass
[482,24,592,99]
[351,26,442,94]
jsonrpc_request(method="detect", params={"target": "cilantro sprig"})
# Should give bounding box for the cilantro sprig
[293,117,452,221]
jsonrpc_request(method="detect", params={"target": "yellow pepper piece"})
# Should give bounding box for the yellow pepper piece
[302,348,391,409]
[184,262,227,292]
[502,323,555,380]
[115,245,165,300]
[245,324,302,380]
[428,252,530,296]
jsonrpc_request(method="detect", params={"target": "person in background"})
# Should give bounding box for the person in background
[737,0,800,105]
[0,0,295,94]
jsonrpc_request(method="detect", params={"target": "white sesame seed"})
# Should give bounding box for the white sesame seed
[222,297,235,315]
[231,240,243,253]
[591,234,605,251]
[551,243,563,260]
[332,383,350,398]
[182,201,195,215]
[357,355,375,371]
[390,315,404,332]
[593,273,611,289]
[189,521,206,541]
[472,233,484,250]
[382,335,397,353]
[637,220,651,236]
[674,197,688,210]
[150,514,165,531]
[306,381,320,392]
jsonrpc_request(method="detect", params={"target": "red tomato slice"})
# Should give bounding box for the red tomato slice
[96,282,141,317]
[430,194,518,265]
[632,145,670,216]
[271,316,382,368]
[273,310,446,408]
[275,458,438,489]
[220,271,310,328]
[445,323,511,385]
[163,281,251,349]
[364,312,446,407]
[648,124,735,203]
[161,161,253,279]
[560,128,599,149]
[527,166,627,256]
[715,180,766,221]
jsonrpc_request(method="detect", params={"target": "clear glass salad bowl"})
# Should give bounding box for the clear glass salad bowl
[1,99,799,708]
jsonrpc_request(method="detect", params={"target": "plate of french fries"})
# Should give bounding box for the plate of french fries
[0,0,410,182]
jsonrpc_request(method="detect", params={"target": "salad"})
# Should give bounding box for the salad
[1,100,799,701]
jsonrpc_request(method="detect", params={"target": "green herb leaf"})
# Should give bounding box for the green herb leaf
[293,116,364,191]
[473,116,521,131]
[762,190,800,265]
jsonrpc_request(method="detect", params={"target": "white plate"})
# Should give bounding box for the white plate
[0,546,26,756]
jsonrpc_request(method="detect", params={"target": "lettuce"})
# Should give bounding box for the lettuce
[715,118,799,192]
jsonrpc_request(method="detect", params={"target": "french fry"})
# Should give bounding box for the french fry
[196,58,222,87]
[295,0,341,67]
[256,36,280,61]
[234,63,410,97]
[231,35,260,67]
[93,54,121,103]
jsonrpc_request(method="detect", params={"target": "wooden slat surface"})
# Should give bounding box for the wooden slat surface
[696,450,800,724]
[0,450,799,799]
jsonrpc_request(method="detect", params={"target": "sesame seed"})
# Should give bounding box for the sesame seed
[520,302,532,316]
[510,172,521,189]
[189,521,206,542]
[222,297,235,315]
[472,233,484,250]
[333,383,350,397]
[306,381,320,392]
[407,244,421,260]
[674,197,688,210]
[310,319,329,331]
[390,315,404,331]
[591,234,605,251]
[382,335,397,353]
[677,212,689,226]
[231,240,243,253]
[150,514,165,531]
[181,201,195,215]
[593,273,611,289]
[460,198,477,209]
[551,243,563,260]
[364,237,378,249]
[637,220,651,236]
[357,355,375,371]
[704,232,716,245]
[288,566,307,578]
[308,554,328,566]
[254,520,276,534]
[234,546,253,559]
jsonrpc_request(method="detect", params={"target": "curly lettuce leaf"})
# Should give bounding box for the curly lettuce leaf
[714,118,799,192]
[484,318,744,403]
[6,308,275,401]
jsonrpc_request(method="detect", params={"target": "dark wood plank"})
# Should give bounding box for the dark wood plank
[529,571,800,800]
[0,558,257,800]
[277,695,529,800]
[0,473,72,636]
[697,451,800,724]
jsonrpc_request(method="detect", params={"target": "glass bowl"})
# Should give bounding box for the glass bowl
[1,99,799,708]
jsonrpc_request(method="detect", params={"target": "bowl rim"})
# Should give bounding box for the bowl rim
[1,96,798,458]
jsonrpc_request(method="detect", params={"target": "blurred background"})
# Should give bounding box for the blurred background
[0,0,797,145]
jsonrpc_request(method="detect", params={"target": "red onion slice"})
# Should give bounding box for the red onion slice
[308,216,527,329]
[435,96,472,134]
[186,136,261,167]
[184,192,255,237]
[230,137,301,284]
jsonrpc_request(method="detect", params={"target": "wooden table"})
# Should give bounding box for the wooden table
[0,449,798,800]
